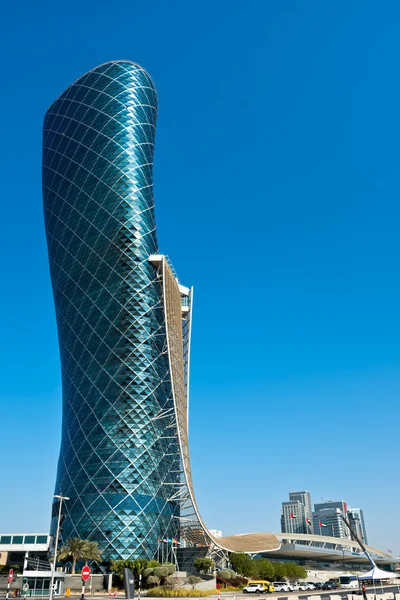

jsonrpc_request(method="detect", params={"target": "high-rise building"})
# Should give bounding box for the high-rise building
[312,507,350,539]
[289,491,314,534]
[314,500,348,514]
[43,61,210,562]
[281,491,313,534]
[348,508,368,544]
[281,501,307,534]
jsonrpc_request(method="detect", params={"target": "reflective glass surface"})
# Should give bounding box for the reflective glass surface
[0,536,11,544]
[36,536,48,544]
[12,536,23,544]
[24,536,36,544]
[43,61,180,561]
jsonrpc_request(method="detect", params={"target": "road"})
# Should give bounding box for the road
[1,586,399,600]
[214,586,400,600]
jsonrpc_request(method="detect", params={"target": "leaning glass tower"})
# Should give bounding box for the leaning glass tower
[43,61,210,562]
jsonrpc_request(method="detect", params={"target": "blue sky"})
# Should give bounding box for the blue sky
[1,0,400,554]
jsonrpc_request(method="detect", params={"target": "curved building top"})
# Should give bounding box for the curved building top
[46,60,157,112]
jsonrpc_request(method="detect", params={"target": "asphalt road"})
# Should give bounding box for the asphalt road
[1,586,399,600]
[215,585,400,600]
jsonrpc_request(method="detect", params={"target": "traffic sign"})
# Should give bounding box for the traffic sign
[81,566,91,581]
[8,569,14,584]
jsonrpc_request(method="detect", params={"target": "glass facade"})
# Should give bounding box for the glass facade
[348,508,368,544]
[43,61,182,561]
[12,536,23,544]
[24,536,36,544]
[281,501,307,534]
[35,536,48,544]
[312,507,350,538]
[289,491,314,534]
[0,536,11,544]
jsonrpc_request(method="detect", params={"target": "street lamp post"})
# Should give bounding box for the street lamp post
[49,494,69,600]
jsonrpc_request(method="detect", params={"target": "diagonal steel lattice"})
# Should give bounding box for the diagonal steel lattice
[43,60,287,568]
[43,61,191,561]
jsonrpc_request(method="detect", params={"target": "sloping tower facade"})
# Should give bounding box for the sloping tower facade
[42,59,391,570]
[43,61,210,561]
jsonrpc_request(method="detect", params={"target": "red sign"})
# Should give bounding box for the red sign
[8,569,14,583]
[81,566,91,582]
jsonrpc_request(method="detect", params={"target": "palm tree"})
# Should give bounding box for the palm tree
[82,541,102,566]
[58,538,86,574]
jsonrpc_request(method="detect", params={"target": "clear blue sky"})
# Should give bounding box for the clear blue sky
[1,0,399,555]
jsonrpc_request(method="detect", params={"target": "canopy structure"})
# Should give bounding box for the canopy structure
[359,566,397,580]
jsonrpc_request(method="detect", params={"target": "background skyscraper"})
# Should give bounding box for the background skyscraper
[42,61,207,561]
[281,500,306,534]
[312,507,350,538]
[314,500,348,514]
[281,491,313,534]
[289,491,314,534]
[348,508,368,544]
[312,501,351,539]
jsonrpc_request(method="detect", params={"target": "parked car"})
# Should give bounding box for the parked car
[306,583,316,590]
[243,584,266,594]
[243,582,275,594]
[322,582,338,590]
[292,582,308,591]
[272,582,293,592]
[313,583,324,590]
[300,582,313,591]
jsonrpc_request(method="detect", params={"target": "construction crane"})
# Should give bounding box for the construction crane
[339,512,376,569]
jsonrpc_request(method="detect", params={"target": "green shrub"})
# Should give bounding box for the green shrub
[193,558,215,574]
[252,558,274,581]
[144,563,172,581]
[165,576,180,588]
[111,559,146,578]
[186,576,202,589]
[230,578,246,588]
[0,565,21,574]
[228,553,254,577]
[147,588,218,597]
[154,567,170,578]
[217,569,236,580]
[163,563,177,576]
[285,562,307,583]
[148,561,161,568]
[143,568,155,579]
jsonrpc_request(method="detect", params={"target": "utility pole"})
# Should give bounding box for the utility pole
[138,573,142,600]
[49,494,70,600]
